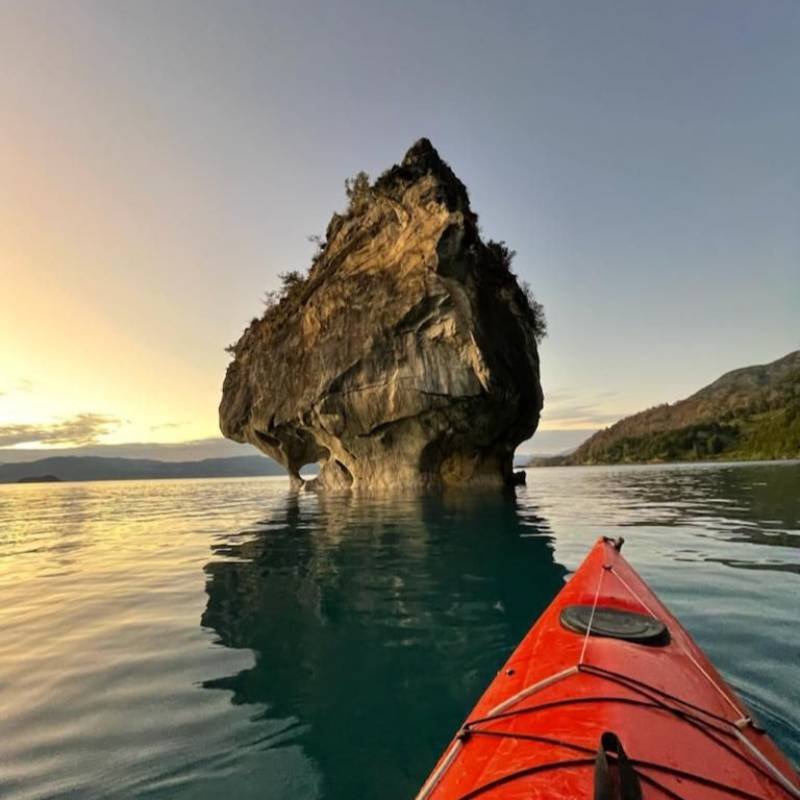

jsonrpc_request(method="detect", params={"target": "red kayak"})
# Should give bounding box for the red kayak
[416,537,799,800]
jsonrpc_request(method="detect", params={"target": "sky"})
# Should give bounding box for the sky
[1,0,798,461]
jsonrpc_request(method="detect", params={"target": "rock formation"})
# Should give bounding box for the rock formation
[220,139,545,491]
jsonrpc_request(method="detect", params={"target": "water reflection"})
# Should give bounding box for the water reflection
[201,492,564,800]
[609,463,799,544]
[1,466,796,798]
[525,462,799,577]
[610,463,800,575]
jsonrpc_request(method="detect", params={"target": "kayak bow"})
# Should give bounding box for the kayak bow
[416,537,799,800]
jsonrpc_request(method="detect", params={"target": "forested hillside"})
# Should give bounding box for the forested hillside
[564,351,800,465]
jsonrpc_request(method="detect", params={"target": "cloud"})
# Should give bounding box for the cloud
[540,390,627,430]
[0,379,35,398]
[149,421,187,431]
[518,428,596,456]
[0,413,121,447]
[545,389,616,403]
[542,403,623,426]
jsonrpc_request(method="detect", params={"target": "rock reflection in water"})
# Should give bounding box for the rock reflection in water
[200,491,564,800]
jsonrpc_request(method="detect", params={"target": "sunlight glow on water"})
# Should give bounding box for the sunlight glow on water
[0,462,798,799]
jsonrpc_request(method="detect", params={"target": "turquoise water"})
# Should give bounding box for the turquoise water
[0,461,797,799]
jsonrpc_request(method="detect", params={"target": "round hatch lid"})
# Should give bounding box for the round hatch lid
[560,605,670,646]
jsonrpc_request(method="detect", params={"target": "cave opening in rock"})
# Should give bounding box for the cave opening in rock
[297,463,318,479]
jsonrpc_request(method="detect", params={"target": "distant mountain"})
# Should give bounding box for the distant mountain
[546,351,800,466]
[0,455,289,484]
[0,437,254,464]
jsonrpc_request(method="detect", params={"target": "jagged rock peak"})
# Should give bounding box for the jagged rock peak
[402,136,438,165]
[220,139,545,492]
[371,138,472,217]
[400,137,456,181]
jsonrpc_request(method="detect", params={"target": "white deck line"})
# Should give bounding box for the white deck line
[414,739,463,800]
[485,666,579,719]
[414,666,579,798]
[734,729,800,799]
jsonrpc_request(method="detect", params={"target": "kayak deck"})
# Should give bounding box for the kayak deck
[416,538,799,799]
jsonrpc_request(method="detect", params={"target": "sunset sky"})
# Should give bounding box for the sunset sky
[2,0,798,460]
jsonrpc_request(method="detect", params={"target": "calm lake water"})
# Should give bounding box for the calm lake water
[0,461,798,799]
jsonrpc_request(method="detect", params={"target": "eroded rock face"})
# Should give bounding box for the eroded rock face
[220,139,544,490]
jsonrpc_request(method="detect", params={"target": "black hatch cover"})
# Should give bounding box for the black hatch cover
[560,605,670,646]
